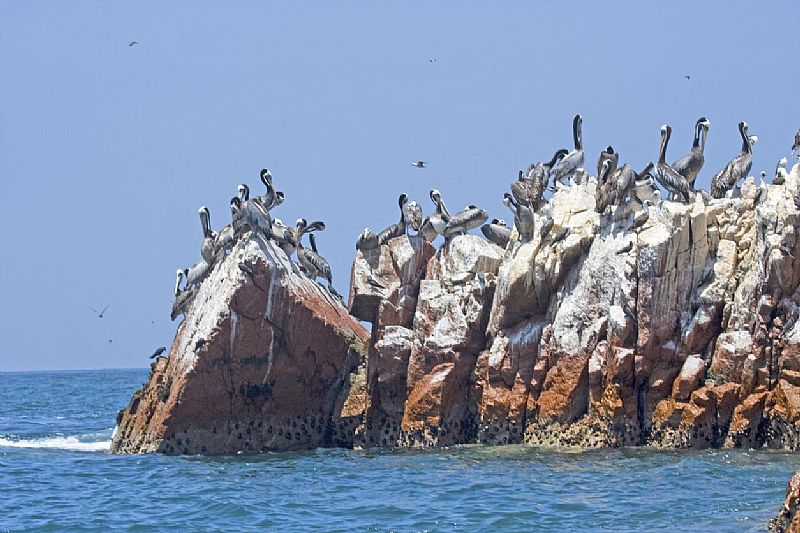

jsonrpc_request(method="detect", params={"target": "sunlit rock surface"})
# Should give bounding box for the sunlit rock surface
[351,164,800,450]
[111,238,369,455]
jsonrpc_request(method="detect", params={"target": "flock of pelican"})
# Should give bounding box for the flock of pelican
[359,117,800,253]
[169,120,799,321]
[171,169,340,321]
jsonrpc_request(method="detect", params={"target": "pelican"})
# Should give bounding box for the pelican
[295,219,340,298]
[550,114,584,186]
[377,194,419,245]
[230,197,248,238]
[444,205,489,239]
[199,207,219,264]
[171,270,196,321]
[710,121,754,199]
[481,219,511,248]
[526,148,568,200]
[503,193,534,242]
[405,200,423,233]
[356,228,380,251]
[595,159,614,214]
[271,218,298,258]
[612,162,653,209]
[511,171,535,207]
[242,196,273,240]
[256,169,279,208]
[672,117,710,190]
[184,259,212,288]
[597,146,619,179]
[775,157,789,185]
[423,189,450,238]
[654,125,691,203]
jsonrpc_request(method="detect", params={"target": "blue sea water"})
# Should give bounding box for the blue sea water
[0,369,797,532]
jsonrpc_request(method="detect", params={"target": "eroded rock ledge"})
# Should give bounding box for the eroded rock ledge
[350,164,800,450]
[111,238,369,454]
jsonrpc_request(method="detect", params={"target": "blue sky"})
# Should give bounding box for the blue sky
[1,1,797,371]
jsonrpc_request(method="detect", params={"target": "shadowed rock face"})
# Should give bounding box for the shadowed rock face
[111,238,369,455]
[351,164,800,450]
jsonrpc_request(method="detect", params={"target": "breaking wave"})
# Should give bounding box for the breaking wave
[0,435,110,452]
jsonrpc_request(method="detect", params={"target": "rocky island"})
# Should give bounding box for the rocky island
[111,154,800,529]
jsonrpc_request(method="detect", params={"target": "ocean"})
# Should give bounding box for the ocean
[0,368,796,532]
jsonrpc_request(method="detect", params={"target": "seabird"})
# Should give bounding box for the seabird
[503,193,534,242]
[793,129,800,154]
[184,259,212,288]
[710,121,754,199]
[129,41,139,47]
[376,194,418,245]
[199,206,219,264]
[595,159,614,214]
[270,218,298,257]
[481,219,512,248]
[150,347,167,359]
[356,228,380,251]
[672,117,710,190]
[295,220,341,299]
[444,204,489,239]
[775,157,789,185]
[90,305,110,318]
[424,189,450,238]
[525,148,568,201]
[550,114,585,186]
[597,146,619,180]
[171,270,196,321]
[654,125,691,203]
[411,160,428,168]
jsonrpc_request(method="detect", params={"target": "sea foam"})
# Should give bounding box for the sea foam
[0,436,110,452]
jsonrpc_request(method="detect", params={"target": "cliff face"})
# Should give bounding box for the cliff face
[349,164,800,449]
[111,238,369,455]
[770,467,800,533]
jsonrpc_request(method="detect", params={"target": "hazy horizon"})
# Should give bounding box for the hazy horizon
[1,1,798,371]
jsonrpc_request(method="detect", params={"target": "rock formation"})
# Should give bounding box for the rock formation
[349,164,800,450]
[771,468,800,532]
[111,238,369,454]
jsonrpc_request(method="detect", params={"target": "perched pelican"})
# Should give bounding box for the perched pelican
[423,189,450,238]
[597,146,619,180]
[710,121,754,199]
[503,193,534,242]
[654,125,691,203]
[377,194,421,245]
[672,117,710,189]
[405,200,423,233]
[444,205,489,239]
[550,114,584,186]
[775,157,789,185]
[356,228,380,251]
[230,197,248,238]
[526,148,568,199]
[171,270,196,321]
[271,218,298,257]
[511,171,535,207]
[242,196,273,240]
[199,207,219,264]
[295,219,340,298]
[595,159,614,214]
[481,219,512,248]
[612,162,653,209]
[184,259,211,288]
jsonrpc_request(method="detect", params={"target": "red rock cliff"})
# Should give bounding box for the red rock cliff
[111,238,369,455]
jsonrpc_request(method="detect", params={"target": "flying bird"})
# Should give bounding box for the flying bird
[683,75,691,80]
[150,347,167,359]
[429,58,437,63]
[90,305,110,318]
[129,41,139,47]
[411,160,427,168]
